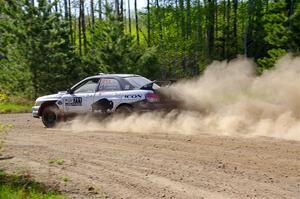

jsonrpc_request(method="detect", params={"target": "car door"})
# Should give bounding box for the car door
[92,78,123,113]
[62,78,99,114]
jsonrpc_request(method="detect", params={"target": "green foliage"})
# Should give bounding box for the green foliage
[0,0,87,98]
[0,93,8,104]
[0,103,32,114]
[0,94,32,113]
[0,122,13,154]
[263,0,290,47]
[48,158,65,165]
[257,0,290,72]
[0,171,65,199]
[92,7,160,79]
[290,1,300,53]
[1,0,300,99]
[257,48,288,73]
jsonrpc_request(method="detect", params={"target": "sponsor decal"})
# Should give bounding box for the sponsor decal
[91,98,113,112]
[65,97,82,106]
[124,94,142,99]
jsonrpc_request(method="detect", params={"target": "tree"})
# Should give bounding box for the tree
[134,0,139,44]
[147,0,151,45]
[91,0,95,48]
[80,0,87,54]
[258,0,290,71]
[93,8,160,77]
[98,0,102,19]
[128,0,132,34]
[68,0,73,45]
[206,0,215,63]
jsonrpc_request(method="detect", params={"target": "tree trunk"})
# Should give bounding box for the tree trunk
[64,0,69,45]
[128,0,131,35]
[78,1,82,56]
[115,0,119,18]
[222,0,226,58]
[64,0,68,19]
[91,0,95,49]
[233,0,238,55]
[120,0,123,21]
[155,0,163,41]
[99,0,102,19]
[179,0,185,38]
[215,0,218,45]
[173,0,179,77]
[55,0,58,12]
[244,0,254,56]
[147,0,151,46]
[68,0,73,45]
[186,0,191,38]
[206,0,215,63]
[134,0,139,44]
[81,0,87,55]
[226,0,230,59]
[196,0,202,74]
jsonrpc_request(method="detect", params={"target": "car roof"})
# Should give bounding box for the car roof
[87,74,140,79]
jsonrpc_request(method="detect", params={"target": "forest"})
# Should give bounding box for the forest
[0,0,299,99]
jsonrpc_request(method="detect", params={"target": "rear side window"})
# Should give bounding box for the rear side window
[98,78,121,91]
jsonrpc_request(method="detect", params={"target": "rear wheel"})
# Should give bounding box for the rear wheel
[42,105,60,128]
[116,105,133,115]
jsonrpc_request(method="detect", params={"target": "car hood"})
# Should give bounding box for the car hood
[36,91,66,102]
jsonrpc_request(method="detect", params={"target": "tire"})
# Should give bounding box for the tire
[116,105,133,115]
[42,105,60,128]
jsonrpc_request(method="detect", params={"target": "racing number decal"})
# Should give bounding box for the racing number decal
[65,97,82,106]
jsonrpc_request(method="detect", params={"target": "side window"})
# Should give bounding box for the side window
[74,79,99,93]
[98,78,121,91]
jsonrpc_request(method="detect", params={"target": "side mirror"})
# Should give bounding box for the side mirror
[67,88,73,94]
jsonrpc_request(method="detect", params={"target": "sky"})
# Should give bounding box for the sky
[128,0,147,10]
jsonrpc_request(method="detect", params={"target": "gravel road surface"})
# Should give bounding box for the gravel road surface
[0,114,299,198]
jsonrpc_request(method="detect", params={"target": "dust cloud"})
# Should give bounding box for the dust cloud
[62,54,300,140]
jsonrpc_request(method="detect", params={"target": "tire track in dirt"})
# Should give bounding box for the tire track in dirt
[1,114,300,198]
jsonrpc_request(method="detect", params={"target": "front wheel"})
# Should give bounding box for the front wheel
[42,105,60,128]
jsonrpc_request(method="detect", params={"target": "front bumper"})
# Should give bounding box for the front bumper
[32,106,40,118]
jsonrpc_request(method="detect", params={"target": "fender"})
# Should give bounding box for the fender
[38,101,58,116]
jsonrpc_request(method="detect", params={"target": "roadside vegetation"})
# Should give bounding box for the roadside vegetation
[0,170,65,199]
[0,94,32,114]
[0,122,12,155]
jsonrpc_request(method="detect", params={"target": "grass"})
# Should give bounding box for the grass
[0,170,66,199]
[0,122,13,155]
[61,176,69,183]
[0,103,32,114]
[49,158,65,165]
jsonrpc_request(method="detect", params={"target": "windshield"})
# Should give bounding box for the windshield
[124,76,160,89]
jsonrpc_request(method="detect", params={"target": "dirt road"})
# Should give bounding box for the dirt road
[0,114,300,198]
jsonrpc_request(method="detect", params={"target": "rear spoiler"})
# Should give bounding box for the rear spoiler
[140,79,177,90]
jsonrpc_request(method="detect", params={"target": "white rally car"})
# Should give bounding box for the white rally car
[32,74,173,128]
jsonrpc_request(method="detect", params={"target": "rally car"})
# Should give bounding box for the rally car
[32,74,174,128]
